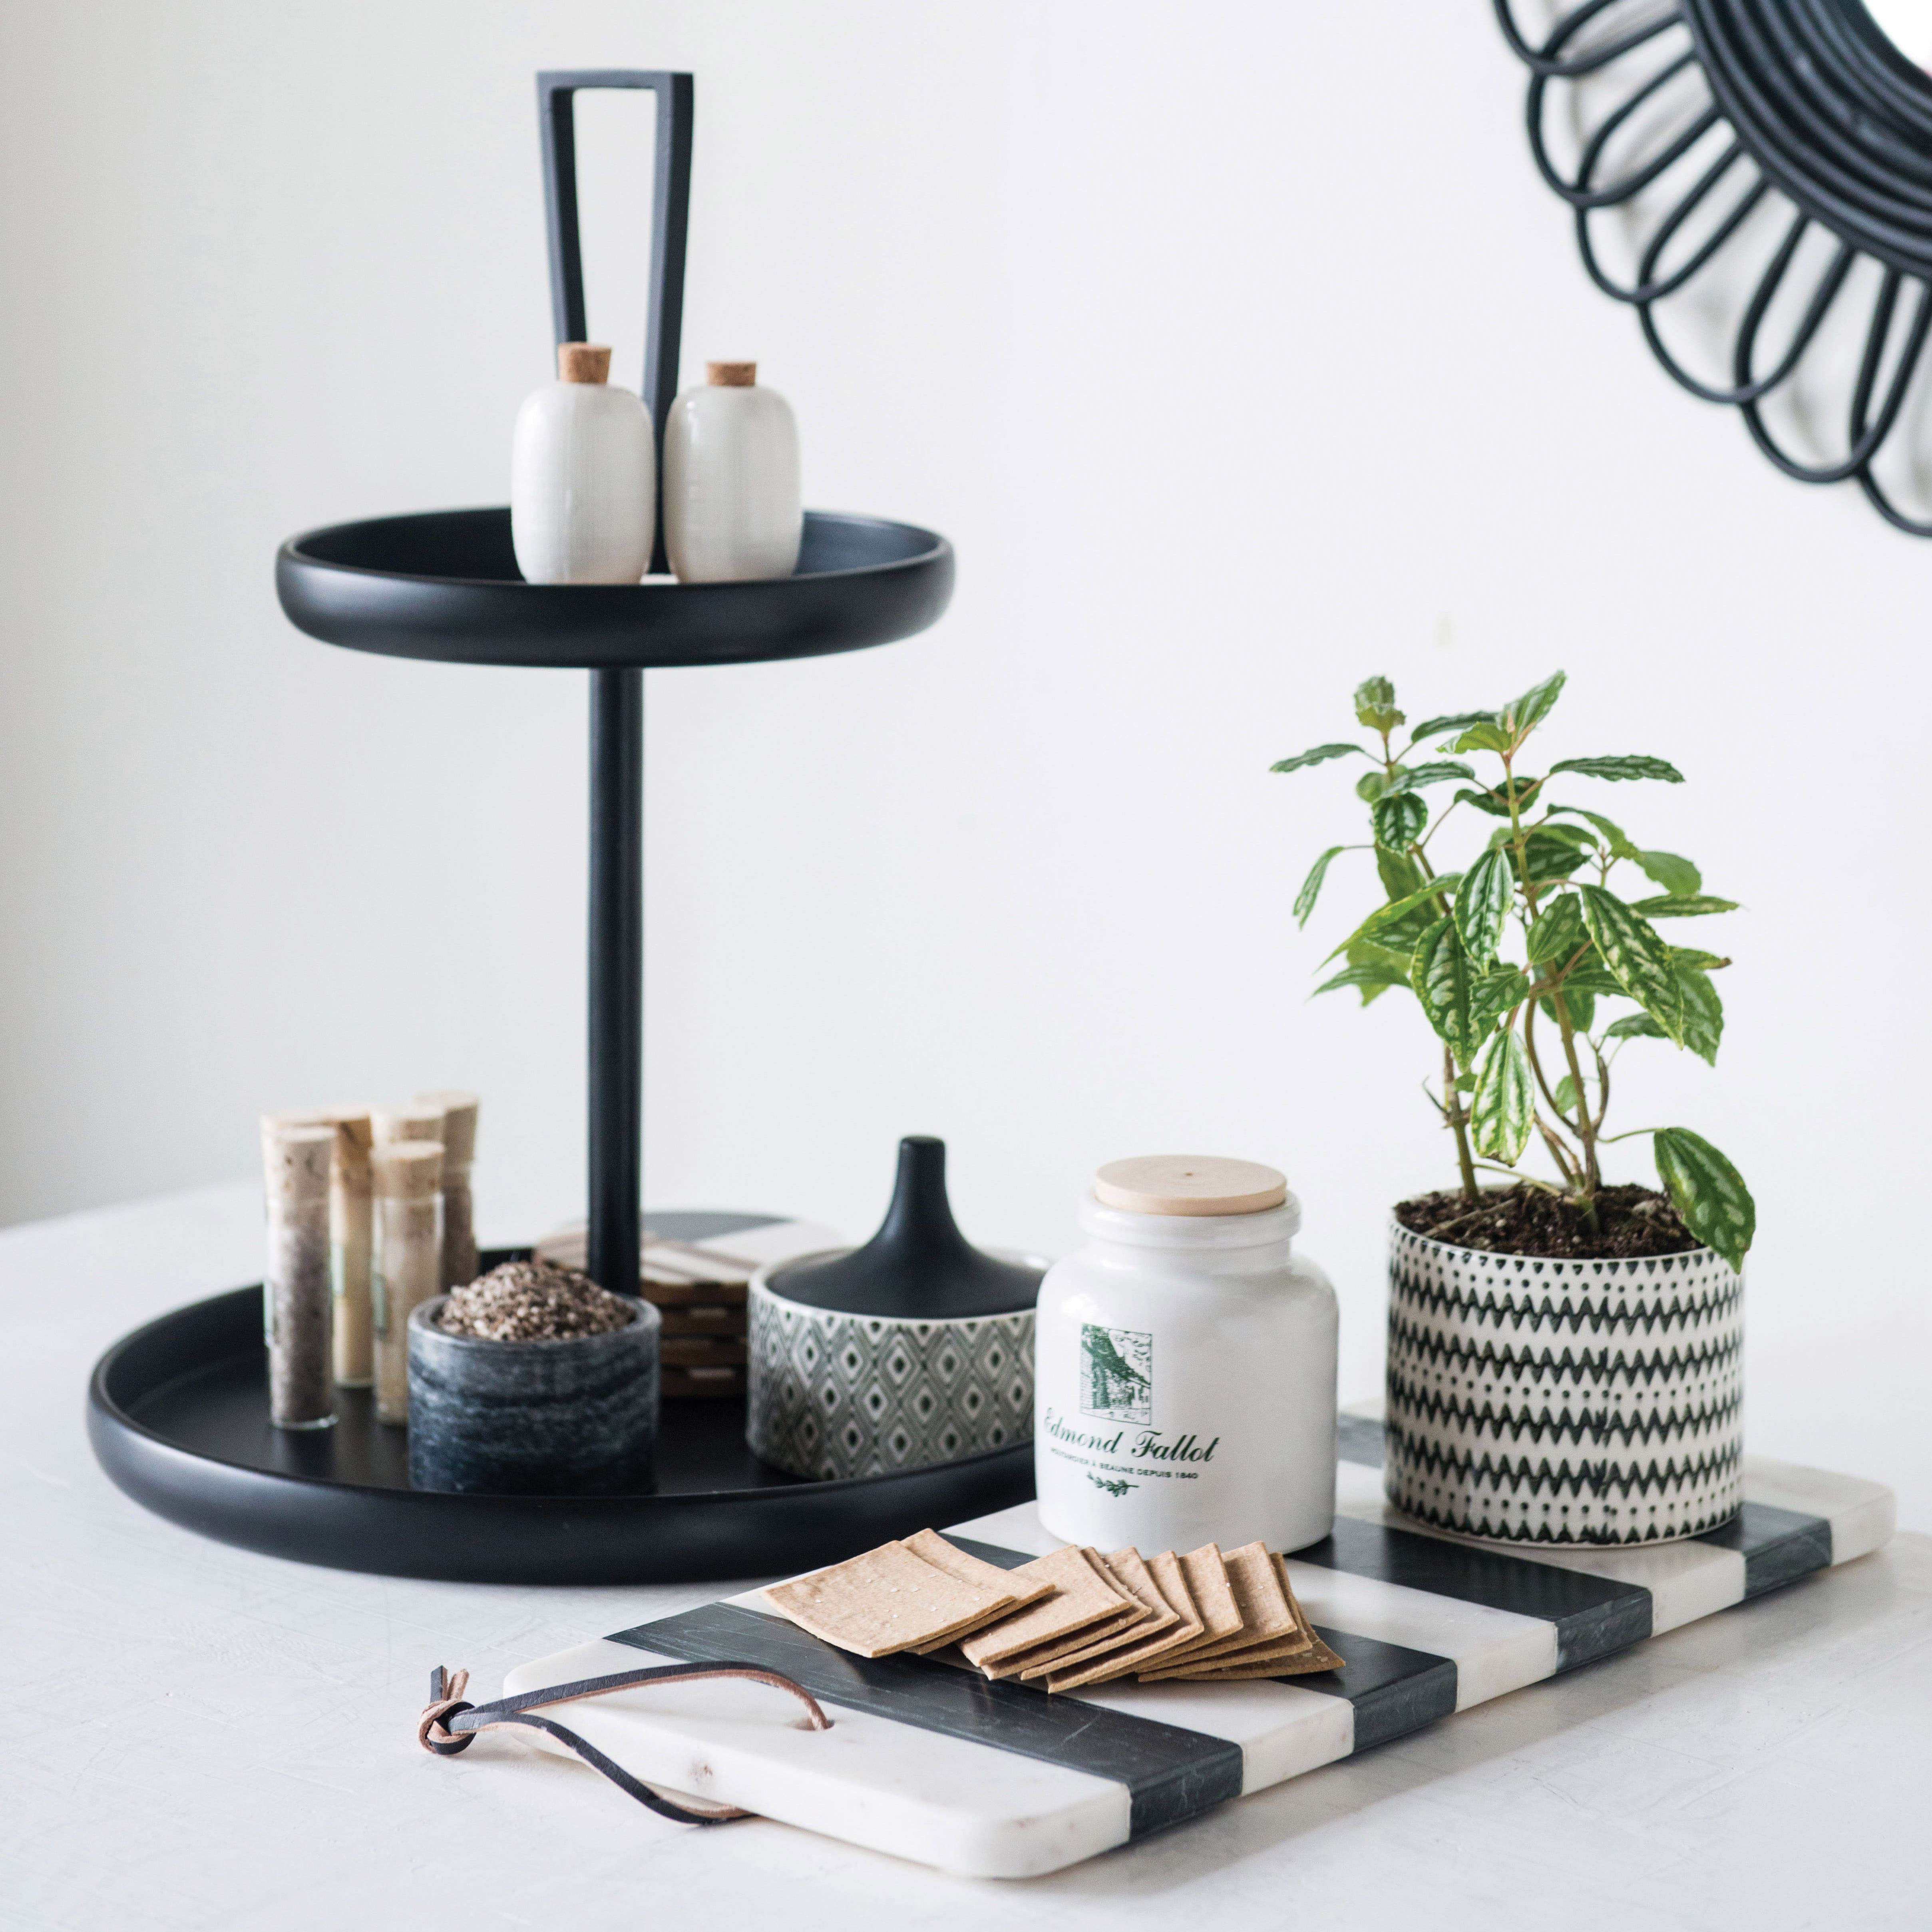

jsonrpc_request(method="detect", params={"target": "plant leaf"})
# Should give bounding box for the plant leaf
[1605,1013,1667,1041]
[1550,806,1639,860]
[1471,1029,1534,1162]
[1631,894,1739,918]
[1525,893,1586,965]
[1676,964,1723,1066]
[1323,876,1461,964]
[1354,676,1404,734]
[1410,917,1478,1069]
[1455,847,1515,965]
[1653,1128,1754,1269]
[1561,962,1623,996]
[1377,846,1426,902]
[1409,711,1497,746]
[1553,1073,1579,1116]
[1293,846,1347,928]
[1349,938,1415,975]
[1472,965,1530,1037]
[1578,885,1684,1043]
[1399,760,1476,788]
[1518,826,1588,883]
[1451,720,1515,755]
[1637,850,1702,897]
[1356,768,1395,802]
[1372,791,1428,851]
[1541,987,1594,1032]
[1500,671,1566,740]
[1548,755,1685,784]
[1454,775,1545,819]
[1669,947,1731,972]
[1314,962,1408,1006]
[1271,742,1365,775]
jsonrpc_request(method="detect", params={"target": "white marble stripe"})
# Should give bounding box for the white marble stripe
[1741,1456,1897,1564]
[503,1636,1131,1880]
[1333,1457,1745,1634]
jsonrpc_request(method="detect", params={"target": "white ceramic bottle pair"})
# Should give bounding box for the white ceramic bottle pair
[1033,1156,1339,1556]
[510,347,802,585]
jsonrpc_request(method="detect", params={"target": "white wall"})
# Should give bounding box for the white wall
[2,2,1926,1526]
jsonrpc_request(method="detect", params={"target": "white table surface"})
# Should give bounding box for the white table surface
[3,1182,1925,1931]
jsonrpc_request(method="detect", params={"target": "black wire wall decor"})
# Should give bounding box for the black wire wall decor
[1496,0,1932,534]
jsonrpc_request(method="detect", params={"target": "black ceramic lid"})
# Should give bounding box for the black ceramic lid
[766,1137,1041,1320]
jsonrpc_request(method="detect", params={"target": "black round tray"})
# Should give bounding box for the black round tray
[275,507,955,669]
[87,1232,1033,1585]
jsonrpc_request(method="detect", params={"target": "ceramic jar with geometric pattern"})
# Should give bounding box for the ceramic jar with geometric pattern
[744,1136,1043,1482]
[1384,1217,1743,1545]
[746,1279,1035,1480]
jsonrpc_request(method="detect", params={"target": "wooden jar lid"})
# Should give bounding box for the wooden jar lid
[1092,1155,1288,1217]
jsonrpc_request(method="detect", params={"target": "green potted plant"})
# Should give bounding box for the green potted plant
[1273,671,1752,1544]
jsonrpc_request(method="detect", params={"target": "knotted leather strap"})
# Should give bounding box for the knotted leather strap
[418,1660,833,1826]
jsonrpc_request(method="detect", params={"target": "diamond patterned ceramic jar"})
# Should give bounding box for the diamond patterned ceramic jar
[746,1277,1035,1480]
[1384,1218,1743,1544]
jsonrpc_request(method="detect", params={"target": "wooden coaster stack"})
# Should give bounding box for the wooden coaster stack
[531,1225,757,1399]
[761,1530,1343,1685]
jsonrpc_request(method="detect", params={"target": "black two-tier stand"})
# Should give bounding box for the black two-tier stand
[85,70,1031,1584]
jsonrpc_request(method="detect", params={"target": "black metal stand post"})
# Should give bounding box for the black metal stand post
[539,70,692,1293]
[588,666,644,1298]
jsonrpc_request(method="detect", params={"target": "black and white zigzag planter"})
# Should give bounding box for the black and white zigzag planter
[1384,1219,1744,1544]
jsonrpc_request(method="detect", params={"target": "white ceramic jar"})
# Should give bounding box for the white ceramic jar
[510,343,655,585]
[663,360,802,582]
[1034,1156,1337,1554]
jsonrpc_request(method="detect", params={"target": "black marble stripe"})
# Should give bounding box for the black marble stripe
[608,1602,1245,1839]
[1288,1627,1458,1750]
[943,1534,1039,1571]
[1696,1500,1833,1596]
[1294,1516,1653,1671]
[1337,1415,1387,1468]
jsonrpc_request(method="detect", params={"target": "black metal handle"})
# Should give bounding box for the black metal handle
[537,69,693,575]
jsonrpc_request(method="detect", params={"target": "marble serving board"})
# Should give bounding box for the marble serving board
[503,1412,1895,1880]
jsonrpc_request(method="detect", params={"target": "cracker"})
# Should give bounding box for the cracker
[763,1541,1014,1657]
[1176,1543,1244,1647]
[1147,1631,1346,1680]
[901,1530,1055,1652]
[1153,1541,1300,1668]
[1044,1548,1208,1690]
[958,1544,1136,1672]
[1019,1549,1175,1681]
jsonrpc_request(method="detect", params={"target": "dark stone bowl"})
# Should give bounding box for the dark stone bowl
[407,1295,660,1496]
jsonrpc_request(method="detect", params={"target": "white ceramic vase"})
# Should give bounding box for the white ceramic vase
[1033,1162,1338,1556]
[1383,1217,1744,1544]
[510,344,655,585]
[663,360,802,582]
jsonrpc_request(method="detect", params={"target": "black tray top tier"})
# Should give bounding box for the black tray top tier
[767,1137,1043,1321]
[275,506,953,670]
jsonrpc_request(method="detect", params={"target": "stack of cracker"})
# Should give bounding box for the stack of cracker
[761,1532,1343,1687]
[535,1222,754,1399]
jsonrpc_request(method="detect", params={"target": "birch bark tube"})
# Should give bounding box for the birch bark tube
[259,1122,336,1429]
[414,1090,479,1290]
[371,1140,445,1427]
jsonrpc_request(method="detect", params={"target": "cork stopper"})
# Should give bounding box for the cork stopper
[261,1122,335,1204]
[373,1102,446,1146]
[1093,1155,1289,1217]
[414,1090,478,1166]
[707,360,757,387]
[371,1140,445,1199]
[558,343,613,384]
